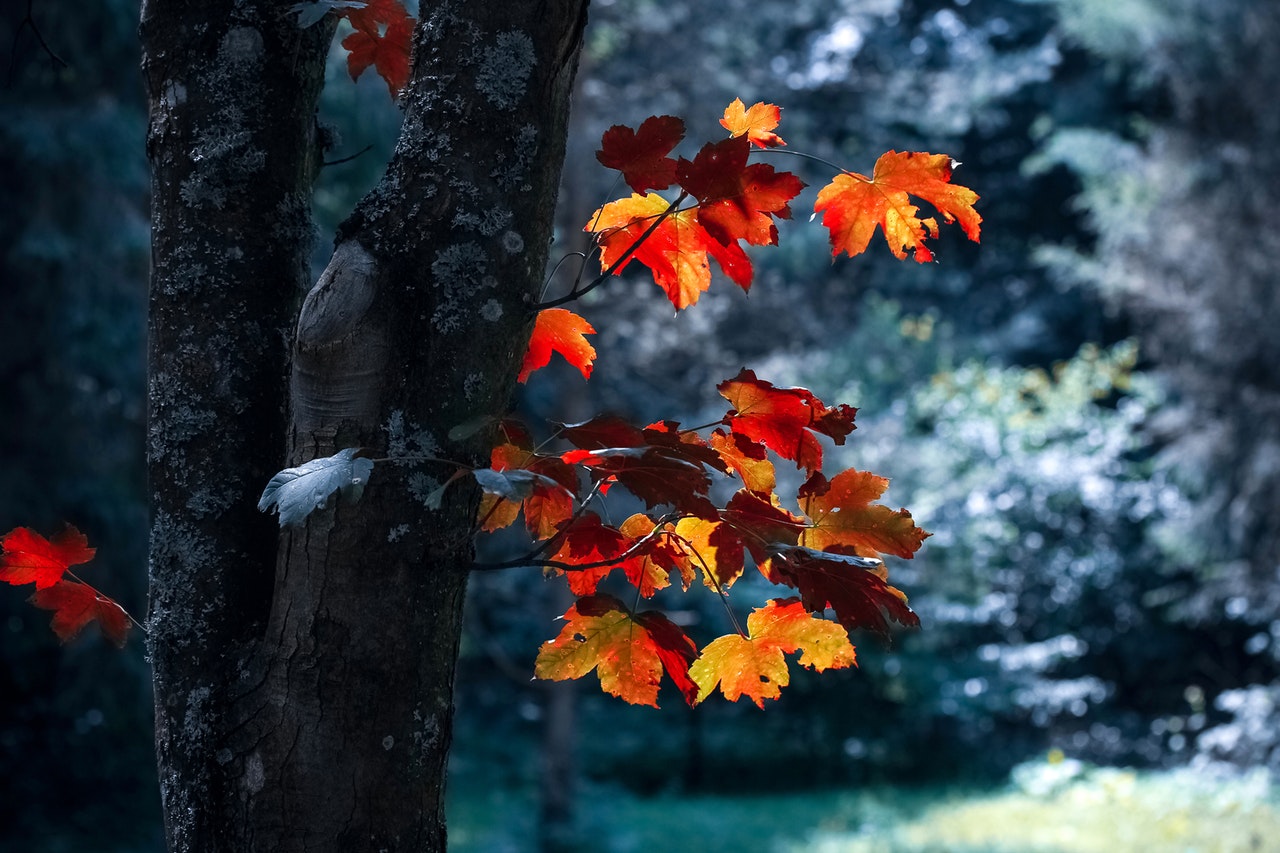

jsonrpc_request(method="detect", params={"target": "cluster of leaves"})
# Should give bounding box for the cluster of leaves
[522,99,980,383]
[495,101,978,706]
[479,369,929,707]
[2,87,981,709]
[0,526,131,647]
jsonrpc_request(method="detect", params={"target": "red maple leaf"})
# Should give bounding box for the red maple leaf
[719,489,806,563]
[547,514,631,596]
[676,135,805,248]
[561,445,717,518]
[30,580,131,647]
[690,598,854,707]
[475,435,578,536]
[814,150,981,262]
[717,369,857,472]
[558,415,648,450]
[720,98,787,148]
[761,547,919,640]
[596,115,685,194]
[518,308,597,383]
[340,0,414,97]
[0,526,96,590]
[534,593,698,707]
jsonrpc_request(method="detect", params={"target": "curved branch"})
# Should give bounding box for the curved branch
[535,191,690,309]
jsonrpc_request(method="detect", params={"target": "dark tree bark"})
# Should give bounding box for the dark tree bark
[142,1,589,850]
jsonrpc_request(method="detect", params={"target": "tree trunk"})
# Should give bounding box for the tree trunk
[143,1,589,850]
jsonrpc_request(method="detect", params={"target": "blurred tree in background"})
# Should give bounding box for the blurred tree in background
[1,0,156,848]
[2,0,1277,851]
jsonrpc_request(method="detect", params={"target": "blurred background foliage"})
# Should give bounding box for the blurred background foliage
[2,0,1277,850]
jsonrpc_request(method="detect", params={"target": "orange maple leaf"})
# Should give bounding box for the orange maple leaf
[814,150,980,262]
[30,580,131,647]
[518,307,597,383]
[618,514,694,597]
[797,469,929,560]
[0,526,96,590]
[587,192,751,309]
[708,428,777,494]
[689,598,855,707]
[671,516,744,590]
[720,98,787,148]
[534,593,698,707]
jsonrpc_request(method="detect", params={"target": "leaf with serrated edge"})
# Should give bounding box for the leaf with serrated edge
[519,308,596,383]
[535,594,695,707]
[690,598,854,707]
[258,448,375,527]
[30,580,131,647]
[720,98,787,148]
[0,526,96,590]
[814,150,980,262]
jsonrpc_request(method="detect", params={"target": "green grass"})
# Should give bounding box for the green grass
[448,762,1279,853]
[792,763,1280,853]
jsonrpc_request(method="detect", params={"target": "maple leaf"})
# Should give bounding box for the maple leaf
[720,98,787,148]
[518,308,597,383]
[339,0,414,97]
[618,513,696,595]
[640,421,730,473]
[561,446,717,518]
[708,428,776,493]
[30,580,131,648]
[689,598,855,707]
[761,546,919,640]
[671,516,745,590]
[717,369,857,472]
[547,507,632,594]
[558,414,647,450]
[596,115,685,194]
[587,192,751,309]
[814,150,981,262]
[677,135,805,248]
[0,526,96,590]
[719,489,806,563]
[797,469,929,559]
[557,417,720,509]
[476,439,529,531]
[535,593,698,707]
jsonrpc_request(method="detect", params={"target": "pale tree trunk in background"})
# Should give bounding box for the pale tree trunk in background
[142,1,589,849]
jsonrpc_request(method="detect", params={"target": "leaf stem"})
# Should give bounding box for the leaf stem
[535,191,690,310]
[64,570,149,635]
[473,509,680,572]
[758,147,855,177]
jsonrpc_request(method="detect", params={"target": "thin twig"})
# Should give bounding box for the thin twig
[6,0,67,85]
[535,191,690,310]
[760,146,854,177]
[65,569,149,634]
[322,144,374,167]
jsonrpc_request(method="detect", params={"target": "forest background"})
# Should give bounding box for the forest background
[2,0,1278,851]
